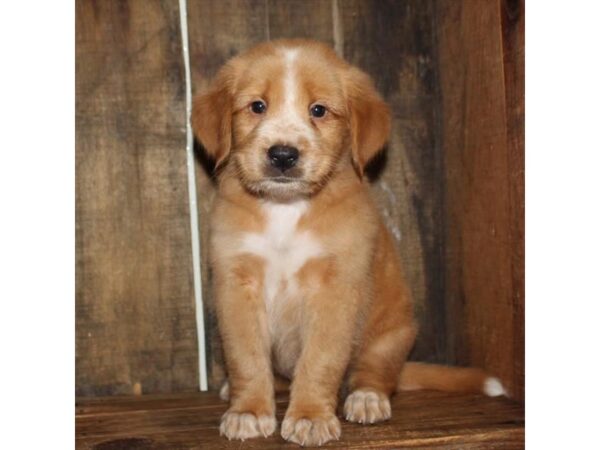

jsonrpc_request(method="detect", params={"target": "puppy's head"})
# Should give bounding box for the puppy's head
[193,40,390,200]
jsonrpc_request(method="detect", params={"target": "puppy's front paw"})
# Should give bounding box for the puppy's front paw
[219,410,276,440]
[344,389,391,424]
[281,412,341,446]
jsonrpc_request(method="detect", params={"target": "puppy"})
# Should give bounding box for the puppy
[192,39,505,446]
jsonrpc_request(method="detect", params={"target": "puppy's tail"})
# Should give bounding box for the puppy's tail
[398,362,507,397]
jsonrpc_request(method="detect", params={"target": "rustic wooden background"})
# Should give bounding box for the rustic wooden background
[76,0,524,401]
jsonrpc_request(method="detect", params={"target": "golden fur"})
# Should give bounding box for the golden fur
[192,39,505,446]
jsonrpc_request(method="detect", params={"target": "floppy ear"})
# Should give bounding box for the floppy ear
[192,66,234,168]
[345,68,391,177]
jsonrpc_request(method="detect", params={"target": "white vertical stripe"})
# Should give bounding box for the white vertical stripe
[178,0,208,392]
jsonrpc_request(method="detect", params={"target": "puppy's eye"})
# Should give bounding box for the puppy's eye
[250,100,267,114]
[310,104,327,118]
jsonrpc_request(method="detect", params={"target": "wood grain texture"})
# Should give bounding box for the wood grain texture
[76,391,524,449]
[501,0,525,403]
[75,0,524,399]
[339,0,447,363]
[267,0,335,44]
[76,0,198,396]
[435,0,525,400]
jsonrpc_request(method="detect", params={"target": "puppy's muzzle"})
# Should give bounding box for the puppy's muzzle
[268,145,299,173]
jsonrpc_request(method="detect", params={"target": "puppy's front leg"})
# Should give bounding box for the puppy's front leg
[281,259,363,446]
[215,255,276,440]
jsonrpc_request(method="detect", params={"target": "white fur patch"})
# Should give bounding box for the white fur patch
[258,48,314,147]
[483,377,507,397]
[241,201,322,323]
[219,380,230,401]
[283,48,299,111]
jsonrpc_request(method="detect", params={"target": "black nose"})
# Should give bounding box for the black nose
[267,145,299,172]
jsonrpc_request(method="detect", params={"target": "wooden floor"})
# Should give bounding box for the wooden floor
[76,391,524,449]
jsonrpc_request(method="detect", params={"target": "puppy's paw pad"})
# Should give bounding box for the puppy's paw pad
[281,414,341,446]
[344,389,391,424]
[219,411,276,440]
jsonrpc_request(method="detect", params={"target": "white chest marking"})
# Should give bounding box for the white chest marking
[241,201,322,309]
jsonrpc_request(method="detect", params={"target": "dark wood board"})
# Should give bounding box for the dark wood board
[76,391,524,449]
[435,0,525,400]
[76,0,199,396]
[338,0,447,363]
[500,0,525,403]
[267,0,335,45]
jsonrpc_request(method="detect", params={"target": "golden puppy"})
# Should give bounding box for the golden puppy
[192,39,505,446]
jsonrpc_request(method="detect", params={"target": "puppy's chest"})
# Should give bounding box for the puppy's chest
[241,201,323,310]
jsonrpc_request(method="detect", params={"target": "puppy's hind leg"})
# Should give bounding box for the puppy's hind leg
[344,323,416,424]
[344,227,417,424]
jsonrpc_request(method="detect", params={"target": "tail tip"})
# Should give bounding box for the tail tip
[483,377,507,397]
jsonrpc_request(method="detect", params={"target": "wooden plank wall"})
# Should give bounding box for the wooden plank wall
[76,0,524,399]
[339,0,446,363]
[76,0,199,396]
[435,0,525,401]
